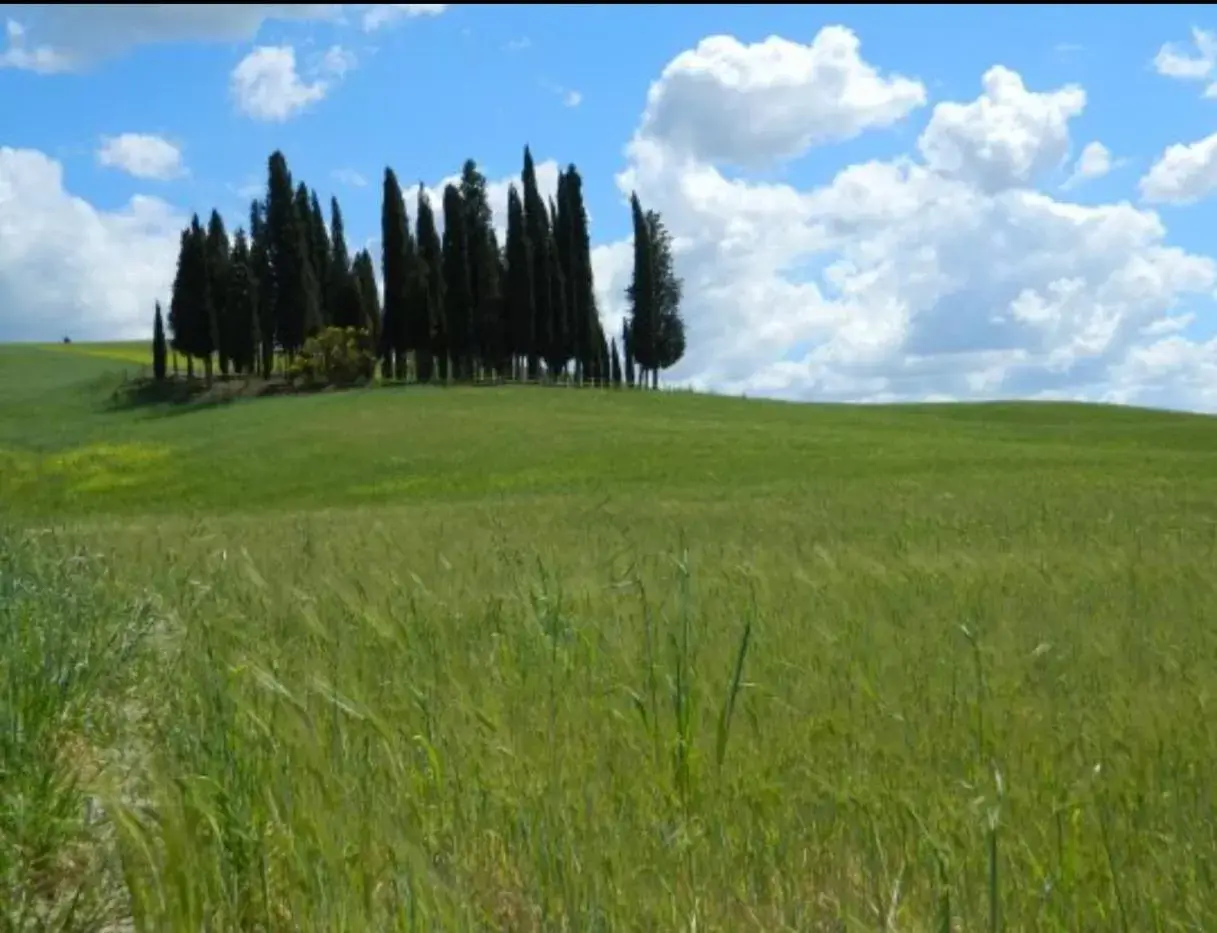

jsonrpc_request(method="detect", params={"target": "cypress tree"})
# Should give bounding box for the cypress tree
[178,215,216,383]
[610,336,622,387]
[647,209,687,378]
[543,221,569,380]
[622,318,636,388]
[352,249,381,341]
[168,225,193,379]
[521,146,552,381]
[380,167,411,379]
[249,199,275,378]
[597,322,610,387]
[441,183,473,381]
[459,160,503,381]
[266,152,319,356]
[194,215,218,383]
[554,175,591,379]
[560,165,597,384]
[309,190,332,326]
[205,210,231,376]
[226,228,259,375]
[329,196,362,330]
[504,185,533,382]
[152,301,167,382]
[292,182,324,339]
[416,185,446,382]
[554,170,574,369]
[626,191,658,389]
[482,228,506,380]
[294,182,313,280]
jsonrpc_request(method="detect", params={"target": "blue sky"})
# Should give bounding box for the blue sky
[4,4,1217,410]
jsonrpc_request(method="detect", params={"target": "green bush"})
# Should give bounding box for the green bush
[287,327,376,388]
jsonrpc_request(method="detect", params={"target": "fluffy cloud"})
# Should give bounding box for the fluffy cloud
[361,4,447,32]
[1153,27,1217,97]
[597,26,1217,409]
[0,147,182,341]
[0,5,446,72]
[0,5,339,72]
[639,26,925,168]
[1140,132,1217,205]
[96,133,185,181]
[1062,141,1112,189]
[230,44,353,122]
[916,66,1084,192]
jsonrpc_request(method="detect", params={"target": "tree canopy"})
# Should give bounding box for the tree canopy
[159,146,686,391]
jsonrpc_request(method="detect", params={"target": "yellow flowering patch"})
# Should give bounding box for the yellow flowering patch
[1,442,173,502]
[38,342,151,366]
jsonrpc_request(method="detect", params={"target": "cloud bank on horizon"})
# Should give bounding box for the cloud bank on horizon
[4,4,1217,411]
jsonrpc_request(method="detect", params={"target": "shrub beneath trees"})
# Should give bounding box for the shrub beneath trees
[287,327,376,388]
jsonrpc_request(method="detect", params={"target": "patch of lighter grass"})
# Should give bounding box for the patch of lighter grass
[0,443,175,503]
[38,344,151,366]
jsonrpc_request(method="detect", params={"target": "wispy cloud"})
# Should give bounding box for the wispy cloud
[1154,28,1217,97]
[96,133,186,180]
[332,168,368,188]
[362,4,447,33]
[1061,141,1116,190]
[540,79,582,108]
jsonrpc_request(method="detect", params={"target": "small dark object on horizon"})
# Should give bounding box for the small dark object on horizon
[62,336,72,344]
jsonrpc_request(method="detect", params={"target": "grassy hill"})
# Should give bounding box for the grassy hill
[4,341,1217,930]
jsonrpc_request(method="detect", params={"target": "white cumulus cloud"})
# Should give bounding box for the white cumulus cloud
[639,26,926,168]
[593,27,1217,410]
[917,66,1085,191]
[96,133,185,181]
[0,147,183,342]
[1153,27,1217,97]
[230,44,353,122]
[1140,131,1217,205]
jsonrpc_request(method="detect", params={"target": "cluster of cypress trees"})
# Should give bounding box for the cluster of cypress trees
[152,145,685,390]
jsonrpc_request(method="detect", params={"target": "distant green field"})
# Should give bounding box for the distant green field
[4,341,1217,930]
[34,339,153,365]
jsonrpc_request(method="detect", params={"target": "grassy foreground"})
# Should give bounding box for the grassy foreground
[4,341,1217,931]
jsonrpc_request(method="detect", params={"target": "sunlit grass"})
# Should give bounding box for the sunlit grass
[32,340,152,366]
[3,345,1217,930]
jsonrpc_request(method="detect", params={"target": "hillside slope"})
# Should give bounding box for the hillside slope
[4,341,1216,520]
[4,343,1217,930]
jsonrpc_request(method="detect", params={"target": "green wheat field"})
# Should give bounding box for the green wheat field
[4,340,1217,931]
